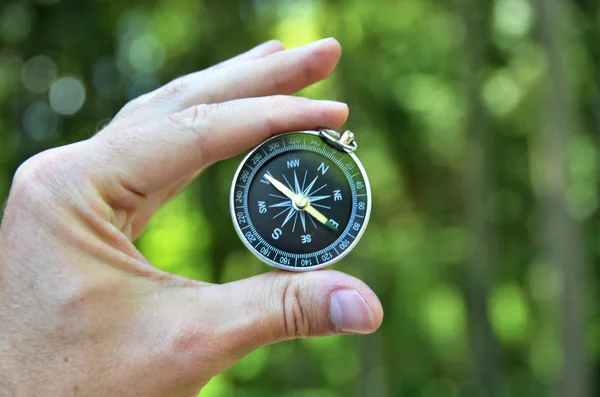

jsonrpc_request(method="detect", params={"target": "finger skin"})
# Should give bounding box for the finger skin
[91,97,348,198]
[92,38,346,236]
[207,40,285,71]
[112,40,285,124]
[144,38,342,115]
[193,270,383,362]
[110,38,342,125]
[0,37,380,397]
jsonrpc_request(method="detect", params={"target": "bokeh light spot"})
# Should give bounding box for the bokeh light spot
[152,3,202,55]
[22,101,60,142]
[273,1,321,48]
[482,70,522,116]
[396,75,465,160]
[21,55,57,93]
[49,76,86,115]
[422,284,466,347]
[0,3,32,44]
[489,284,530,345]
[493,0,533,39]
[126,34,165,74]
[92,58,123,99]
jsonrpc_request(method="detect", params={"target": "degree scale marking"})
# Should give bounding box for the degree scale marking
[235,135,368,264]
[244,143,358,259]
[239,141,365,262]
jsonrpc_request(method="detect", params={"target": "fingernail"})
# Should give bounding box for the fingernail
[257,40,284,50]
[307,37,335,48]
[315,100,348,110]
[330,289,374,334]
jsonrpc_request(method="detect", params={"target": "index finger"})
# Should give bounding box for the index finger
[90,96,349,198]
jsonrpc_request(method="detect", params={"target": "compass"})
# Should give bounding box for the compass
[230,129,371,271]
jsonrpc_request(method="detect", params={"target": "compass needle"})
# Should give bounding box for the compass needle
[232,130,370,270]
[304,203,337,231]
[264,173,296,200]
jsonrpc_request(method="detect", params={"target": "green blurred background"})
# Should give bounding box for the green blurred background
[0,0,599,396]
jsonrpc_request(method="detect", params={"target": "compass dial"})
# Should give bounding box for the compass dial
[230,130,371,271]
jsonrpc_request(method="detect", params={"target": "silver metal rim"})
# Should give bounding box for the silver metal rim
[229,130,372,272]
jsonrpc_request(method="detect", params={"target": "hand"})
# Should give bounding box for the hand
[0,38,383,396]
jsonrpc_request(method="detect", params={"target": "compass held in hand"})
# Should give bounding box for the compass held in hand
[230,129,371,271]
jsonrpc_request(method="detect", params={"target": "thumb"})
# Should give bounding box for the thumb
[205,270,383,355]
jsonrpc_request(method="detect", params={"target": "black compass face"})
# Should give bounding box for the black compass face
[231,131,371,270]
[248,150,353,255]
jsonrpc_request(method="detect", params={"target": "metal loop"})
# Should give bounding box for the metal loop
[319,128,358,152]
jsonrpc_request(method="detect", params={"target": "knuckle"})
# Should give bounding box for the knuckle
[165,104,214,165]
[280,277,312,339]
[160,292,221,372]
[114,94,148,119]
[257,97,280,135]
[160,316,226,382]
[303,43,333,81]
[270,74,286,95]
[156,77,187,101]
[265,109,276,135]
[168,319,211,357]
[300,59,319,82]
[11,148,66,200]
[167,104,213,134]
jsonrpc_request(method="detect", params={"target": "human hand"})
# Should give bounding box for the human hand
[0,38,383,396]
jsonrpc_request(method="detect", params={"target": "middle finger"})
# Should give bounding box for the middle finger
[135,38,342,119]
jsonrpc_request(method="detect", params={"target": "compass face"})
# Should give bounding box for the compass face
[230,131,371,271]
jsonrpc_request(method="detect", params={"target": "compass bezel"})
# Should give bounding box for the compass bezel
[229,130,371,271]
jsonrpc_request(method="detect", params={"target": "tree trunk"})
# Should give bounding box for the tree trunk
[460,0,500,395]
[535,0,589,396]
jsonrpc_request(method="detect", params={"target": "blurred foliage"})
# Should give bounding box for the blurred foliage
[1,0,600,396]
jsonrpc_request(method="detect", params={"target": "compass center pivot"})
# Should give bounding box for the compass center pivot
[294,194,309,210]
